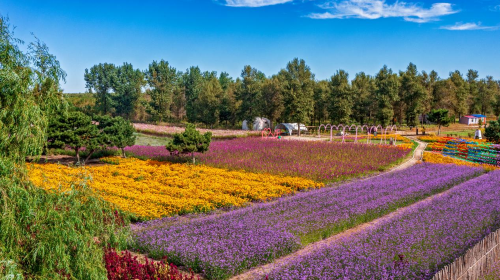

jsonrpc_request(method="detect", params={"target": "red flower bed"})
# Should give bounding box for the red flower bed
[105,249,198,280]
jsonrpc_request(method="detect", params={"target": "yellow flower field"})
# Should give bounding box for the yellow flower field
[28,157,323,219]
[422,152,498,171]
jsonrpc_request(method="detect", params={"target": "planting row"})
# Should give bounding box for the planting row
[267,170,500,279]
[28,158,321,219]
[126,138,411,182]
[131,163,481,279]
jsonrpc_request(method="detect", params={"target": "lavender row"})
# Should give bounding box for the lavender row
[267,170,500,280]
[131,164,481,279]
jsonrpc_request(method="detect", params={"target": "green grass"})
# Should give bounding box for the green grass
[134,133,171,146]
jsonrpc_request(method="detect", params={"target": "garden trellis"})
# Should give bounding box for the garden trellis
[432,138,500,167]
[317,124,398,145]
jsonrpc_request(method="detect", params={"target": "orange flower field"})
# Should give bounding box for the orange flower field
[28,157,323,219]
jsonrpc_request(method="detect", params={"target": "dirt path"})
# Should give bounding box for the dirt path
[231,137,428,280]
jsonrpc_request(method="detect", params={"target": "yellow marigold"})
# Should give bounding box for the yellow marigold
[422,152,498,171]
[28,157,324,219]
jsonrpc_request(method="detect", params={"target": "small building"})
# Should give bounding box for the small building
[459,114,486,125]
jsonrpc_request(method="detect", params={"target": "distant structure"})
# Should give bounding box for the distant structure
[242,120,249,130]
[253,117,271,131]
[275,123,308,135]
[459,114,486,125]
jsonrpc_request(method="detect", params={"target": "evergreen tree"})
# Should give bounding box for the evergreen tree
[351,72,376,124]
[113,63,144,119]
[467,69,479,113]
[313,80,330,125]
[236,65,265,123]
[144,60,178,122]
[485,116,500,143]
[166,123,212,164]
[183,66,204,123]
[280,58,315,135]
[375,66,399,126]
[261,75,285,129]
[400,63,426,127]
[449,70,469,119]
[328,70,352,124]
[47,111,103,164]
[96,115,136,157]
[195,76,222,127]
[428,109,452,136]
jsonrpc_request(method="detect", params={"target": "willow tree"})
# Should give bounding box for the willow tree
[0,16,126,279]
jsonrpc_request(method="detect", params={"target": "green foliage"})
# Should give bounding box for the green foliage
[375,65,400,126]
[328,70,352,124]
[313,80,330,125]
[183,66,204,123]
[47,111,102,163]
[96,115,136,157]
[145,60,179,122]
[428,109,452,135]
[351,72,376,124]
[485,116,500,144]
[237,65,265,122]
[195,75,222,127]
[84,63,116,115]
[113,63,144,119]
[166,124,212,164]
[0,15,128,279]
[280,58,315,131]
[400,63,426,127]
[261,75,285,127]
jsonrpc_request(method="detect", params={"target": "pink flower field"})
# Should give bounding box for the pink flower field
[133,123,259,138]
[125,138,411,182]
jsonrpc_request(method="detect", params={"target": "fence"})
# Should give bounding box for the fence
[432,228,500,280]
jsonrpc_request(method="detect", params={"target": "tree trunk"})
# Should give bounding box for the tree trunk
[121,148,126,158]
[192,152,195,164]
[84,149,96,165]
[298,123,301,137]
[75,147,80,163]
[438,124,441,136]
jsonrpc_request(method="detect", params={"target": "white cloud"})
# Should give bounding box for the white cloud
[440,22,496,31]
[307,0,458,23]
[225,0,293,7]
[492,5,500,12]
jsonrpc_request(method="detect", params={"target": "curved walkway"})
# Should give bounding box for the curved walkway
[231,137,428,280]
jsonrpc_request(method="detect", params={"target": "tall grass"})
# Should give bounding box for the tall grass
[0,158,129,279]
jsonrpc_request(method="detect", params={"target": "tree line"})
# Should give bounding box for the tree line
[83,59,500,128]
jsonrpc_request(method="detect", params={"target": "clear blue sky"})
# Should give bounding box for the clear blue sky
[1,0,499,93]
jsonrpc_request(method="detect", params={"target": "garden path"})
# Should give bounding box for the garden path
[231,137,429,280]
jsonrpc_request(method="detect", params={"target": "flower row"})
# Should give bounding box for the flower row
[423,152,498,171]
[197,138,411,182]
[267,170,500,279]
[131,163,481,279]
[28,157,322,219]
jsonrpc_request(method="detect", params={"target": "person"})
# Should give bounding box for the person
[475,128,482,140]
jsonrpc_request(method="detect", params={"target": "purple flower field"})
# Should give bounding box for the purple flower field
[267,170,500,280]
[125,138,411,182]
[131,164,481,279]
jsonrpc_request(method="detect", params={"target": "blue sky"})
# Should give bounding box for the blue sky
[1,0,499,92]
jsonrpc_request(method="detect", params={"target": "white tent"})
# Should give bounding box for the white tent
[275,123,307,135]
